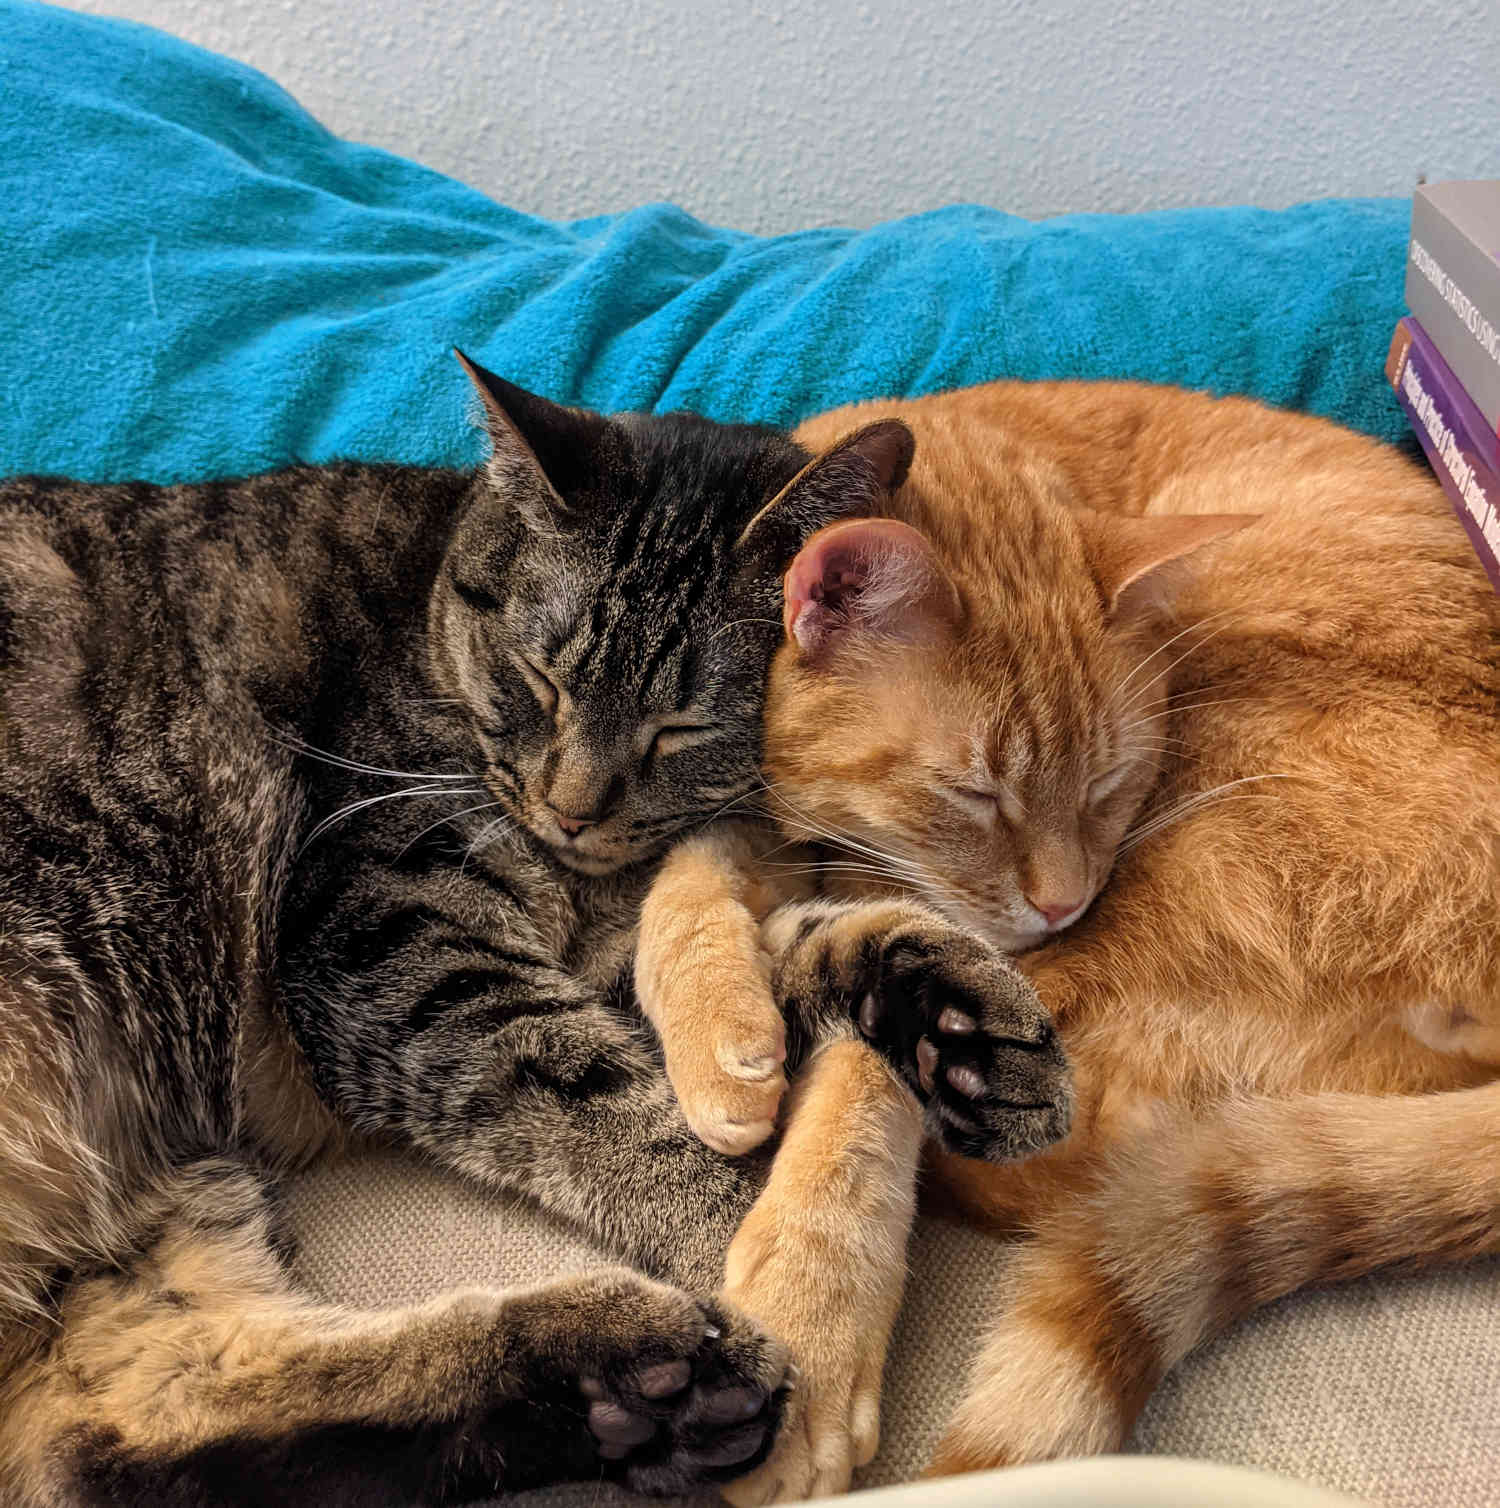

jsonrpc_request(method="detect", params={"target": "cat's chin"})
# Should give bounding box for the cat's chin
[545,845,630,876]
[537,832,659,877]
[925,895,1051,956]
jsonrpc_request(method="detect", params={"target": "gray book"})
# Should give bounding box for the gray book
[1405,181,1500,437]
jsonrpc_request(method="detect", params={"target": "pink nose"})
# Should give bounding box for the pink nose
[550,810,595,837]
[1028,894,1085,926]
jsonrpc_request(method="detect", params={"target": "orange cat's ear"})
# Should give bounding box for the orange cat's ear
[1082,511,1257,624]
[735,420,915,571]
[783,518,959,661]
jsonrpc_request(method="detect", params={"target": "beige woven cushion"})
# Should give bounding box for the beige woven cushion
[284,1151,1500,1508]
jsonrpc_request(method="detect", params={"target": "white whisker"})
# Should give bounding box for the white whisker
[397,799,509,862]
[298,784,483,854]
[273,732,474,784]
[1119,690,1256,738]
[1113,607,1242,708]
[758,786,961,909]
[762,789,916,871]
[687,782,768,834]
[1118,774,1291,853]
[709,617,784,640]
[461,815,516,878]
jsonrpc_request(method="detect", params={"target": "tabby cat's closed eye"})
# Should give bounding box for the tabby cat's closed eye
[649,722,720,760]
[516,655,561,718]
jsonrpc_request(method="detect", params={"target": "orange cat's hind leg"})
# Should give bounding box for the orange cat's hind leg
[923,1231,1153,1476]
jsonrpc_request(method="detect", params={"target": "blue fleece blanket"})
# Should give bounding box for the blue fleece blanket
[1,0,1411,484]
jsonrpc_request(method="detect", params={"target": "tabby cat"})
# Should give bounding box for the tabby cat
[639,377,1500,1489]
[0,358,1071,1507]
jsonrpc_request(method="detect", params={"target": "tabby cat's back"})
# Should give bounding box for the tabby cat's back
[0,367,986,1505]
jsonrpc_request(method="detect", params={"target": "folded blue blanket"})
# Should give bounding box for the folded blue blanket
[1,0,1411,485]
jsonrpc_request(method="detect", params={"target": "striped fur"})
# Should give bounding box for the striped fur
[0,369,936,1504]
[929,1080,1500,1472]
[644,379,1500,1480]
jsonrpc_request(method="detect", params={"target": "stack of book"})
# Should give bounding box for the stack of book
[1384,179,1500,593]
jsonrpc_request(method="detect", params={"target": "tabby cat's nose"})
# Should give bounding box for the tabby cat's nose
[549,807,597,837]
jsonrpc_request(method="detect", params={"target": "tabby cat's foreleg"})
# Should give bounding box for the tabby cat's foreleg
[283,888,771,1292]
[0,1159,787,1508]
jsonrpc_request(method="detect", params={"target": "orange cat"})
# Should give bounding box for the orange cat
[638,378,1500,1491]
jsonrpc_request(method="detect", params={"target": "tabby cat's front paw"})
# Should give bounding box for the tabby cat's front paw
[523,1269,789,1496]
[855,931,1072,1161]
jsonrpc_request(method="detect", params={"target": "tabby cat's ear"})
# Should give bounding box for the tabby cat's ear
[783,518,959,661]
[454,349,608,534]
[1082,511,1257,625]
[734,420,915,572]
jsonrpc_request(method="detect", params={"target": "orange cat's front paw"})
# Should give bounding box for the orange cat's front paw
[712,1039,922,1502]
[668,971,788,1155]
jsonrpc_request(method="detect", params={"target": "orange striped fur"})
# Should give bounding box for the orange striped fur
[641,378,1500,1484]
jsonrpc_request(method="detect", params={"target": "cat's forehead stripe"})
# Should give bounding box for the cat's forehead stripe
[980,623,1108,784]
[562,543,716,708]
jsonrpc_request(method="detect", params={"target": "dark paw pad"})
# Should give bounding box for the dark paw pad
[854,933,1072,1162]
[583,1304,786,1495]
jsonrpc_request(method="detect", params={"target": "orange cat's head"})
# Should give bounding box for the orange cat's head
[762,501,1249,951]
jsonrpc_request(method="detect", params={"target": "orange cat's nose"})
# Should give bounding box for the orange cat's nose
[1027,893,1086,927]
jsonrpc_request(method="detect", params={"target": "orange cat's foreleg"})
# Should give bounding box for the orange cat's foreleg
[635,828,816,1154]
[723,1040,923,1502]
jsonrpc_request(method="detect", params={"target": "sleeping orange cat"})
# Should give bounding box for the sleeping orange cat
[638,378,1500,1497]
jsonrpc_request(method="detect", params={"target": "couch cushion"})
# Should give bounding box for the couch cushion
[283,1151,1500,1508]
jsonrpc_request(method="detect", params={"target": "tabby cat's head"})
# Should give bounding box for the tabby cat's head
[763,497,1249,948]
[430,356,913,874]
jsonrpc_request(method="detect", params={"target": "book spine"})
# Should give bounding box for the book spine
[1404,191,1500,437]
[1386,317,1500,595]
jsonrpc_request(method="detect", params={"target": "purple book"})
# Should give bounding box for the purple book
[1385,316,1500,595]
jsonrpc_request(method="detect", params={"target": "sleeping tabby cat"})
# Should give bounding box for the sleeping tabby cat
[639,377,1500,1491]
[0,358,1070,1507]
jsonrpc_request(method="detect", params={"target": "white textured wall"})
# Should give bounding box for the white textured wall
[65,0,1499,234]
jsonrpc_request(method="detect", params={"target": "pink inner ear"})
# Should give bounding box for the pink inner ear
[783,518,949,658]
[784,536,864,653]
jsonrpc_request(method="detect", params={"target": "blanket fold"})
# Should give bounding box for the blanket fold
[1,0,1409,483]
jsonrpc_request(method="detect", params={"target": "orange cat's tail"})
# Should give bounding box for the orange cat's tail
[927,1078,1500,1475]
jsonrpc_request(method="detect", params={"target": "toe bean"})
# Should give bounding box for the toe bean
[589,1401,656,1446]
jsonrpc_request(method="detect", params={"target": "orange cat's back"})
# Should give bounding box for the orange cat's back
[779,379,1500,1475]
[792,379,1500,1089]
[795,378,1424,526]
